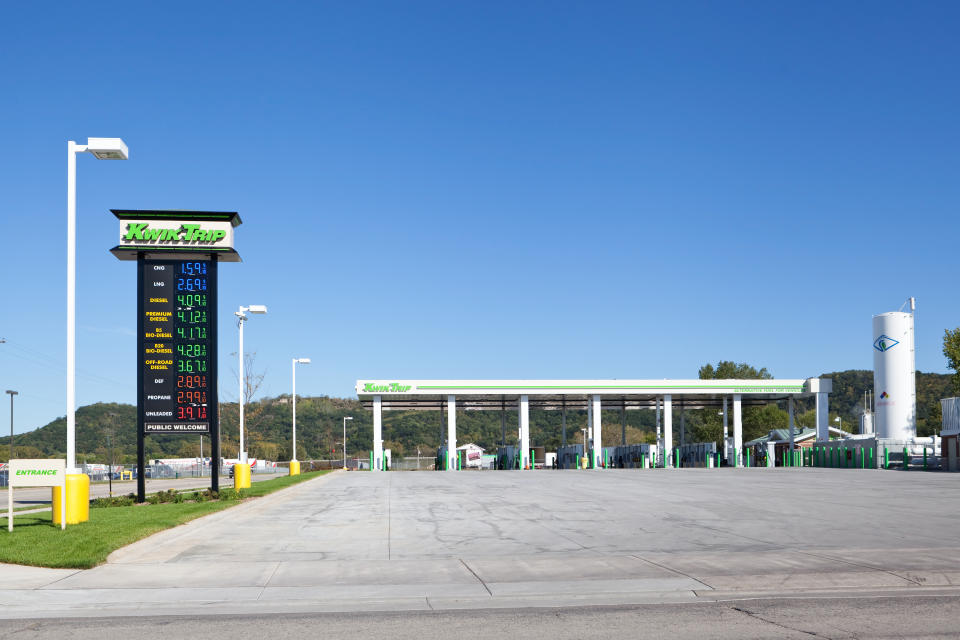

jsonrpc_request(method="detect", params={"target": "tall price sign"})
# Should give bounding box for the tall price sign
[113,210,242,502]
[141,260,216,434]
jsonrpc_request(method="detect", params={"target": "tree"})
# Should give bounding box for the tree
[697,361,777,445]
[219,351,268,459]
[176,439,203,459]
[944,328,960,395]
[699,361,773,380]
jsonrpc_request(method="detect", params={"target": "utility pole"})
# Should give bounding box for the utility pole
[106,412,119,498]
[5,391,18,463]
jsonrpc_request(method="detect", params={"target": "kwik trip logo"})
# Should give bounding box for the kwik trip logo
[873,335,899,352]
[123,222,226,245]
[363,382,412,393]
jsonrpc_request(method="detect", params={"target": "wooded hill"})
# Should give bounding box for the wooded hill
[0,369,952,464]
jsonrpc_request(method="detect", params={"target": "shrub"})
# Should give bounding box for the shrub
[90,495,135,508]
[145,489,180,504]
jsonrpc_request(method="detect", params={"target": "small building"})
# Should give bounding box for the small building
[942,398,960,472]
[746,426,849,466]
[456,443,485,469]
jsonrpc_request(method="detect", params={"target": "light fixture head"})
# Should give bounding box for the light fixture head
[295,358,311,364]
[86,137,129,160]
[247,304,268,314]
[344,416,353,421]
[5,390,17,396]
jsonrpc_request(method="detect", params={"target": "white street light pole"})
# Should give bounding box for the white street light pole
[291,358,310,462]
[67,138,127,473]
[342,416,353,469]
[235,305,267,463]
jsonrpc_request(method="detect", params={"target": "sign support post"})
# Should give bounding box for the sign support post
[136,254,146,502]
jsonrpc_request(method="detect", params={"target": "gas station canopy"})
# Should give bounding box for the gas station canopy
[356,378,833,472]
[356,378,831,411]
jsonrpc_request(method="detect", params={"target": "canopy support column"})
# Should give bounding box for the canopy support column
[373,395,383,472]
[592,395,602,468]
[816,391,830,441]
[656,398,662,462]
[621,398,626,446]
[723,397,729,462]
[520,395,530,469]
[561,396,567,447]
[500,397,506,447]
[733,394,743,467]
[447,395,456,471]
[664,395,673,467]
[788,397,796,455]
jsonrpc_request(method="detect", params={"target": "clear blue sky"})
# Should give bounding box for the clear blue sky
[0,1,957,434]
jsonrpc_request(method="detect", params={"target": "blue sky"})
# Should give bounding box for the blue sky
[0,1,957,434]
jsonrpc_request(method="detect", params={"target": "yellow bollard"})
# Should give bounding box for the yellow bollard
[289,460,301,476]
[52,474,90,525]
[234,463,251,489]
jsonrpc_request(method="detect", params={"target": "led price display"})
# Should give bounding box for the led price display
[141,260,214,433]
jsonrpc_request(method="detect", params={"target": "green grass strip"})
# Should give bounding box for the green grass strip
[0,471,329,569]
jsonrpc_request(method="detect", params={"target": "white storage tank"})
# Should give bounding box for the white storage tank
[860,412,874,435]
[872,306,916,441]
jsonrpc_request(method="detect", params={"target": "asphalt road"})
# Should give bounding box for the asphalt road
[0,595,957,639]
[9,473,281,507]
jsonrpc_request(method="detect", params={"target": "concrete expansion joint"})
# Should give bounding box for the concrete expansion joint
[458,559,493,596]
[258,562,283,597]
[796,551,923,587]
[630,554,715,591]
[729,605,823,637]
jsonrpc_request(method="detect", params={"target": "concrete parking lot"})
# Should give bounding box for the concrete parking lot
[1,468,958,624]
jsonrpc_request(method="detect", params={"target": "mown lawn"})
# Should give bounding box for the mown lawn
[0,470,330,569]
